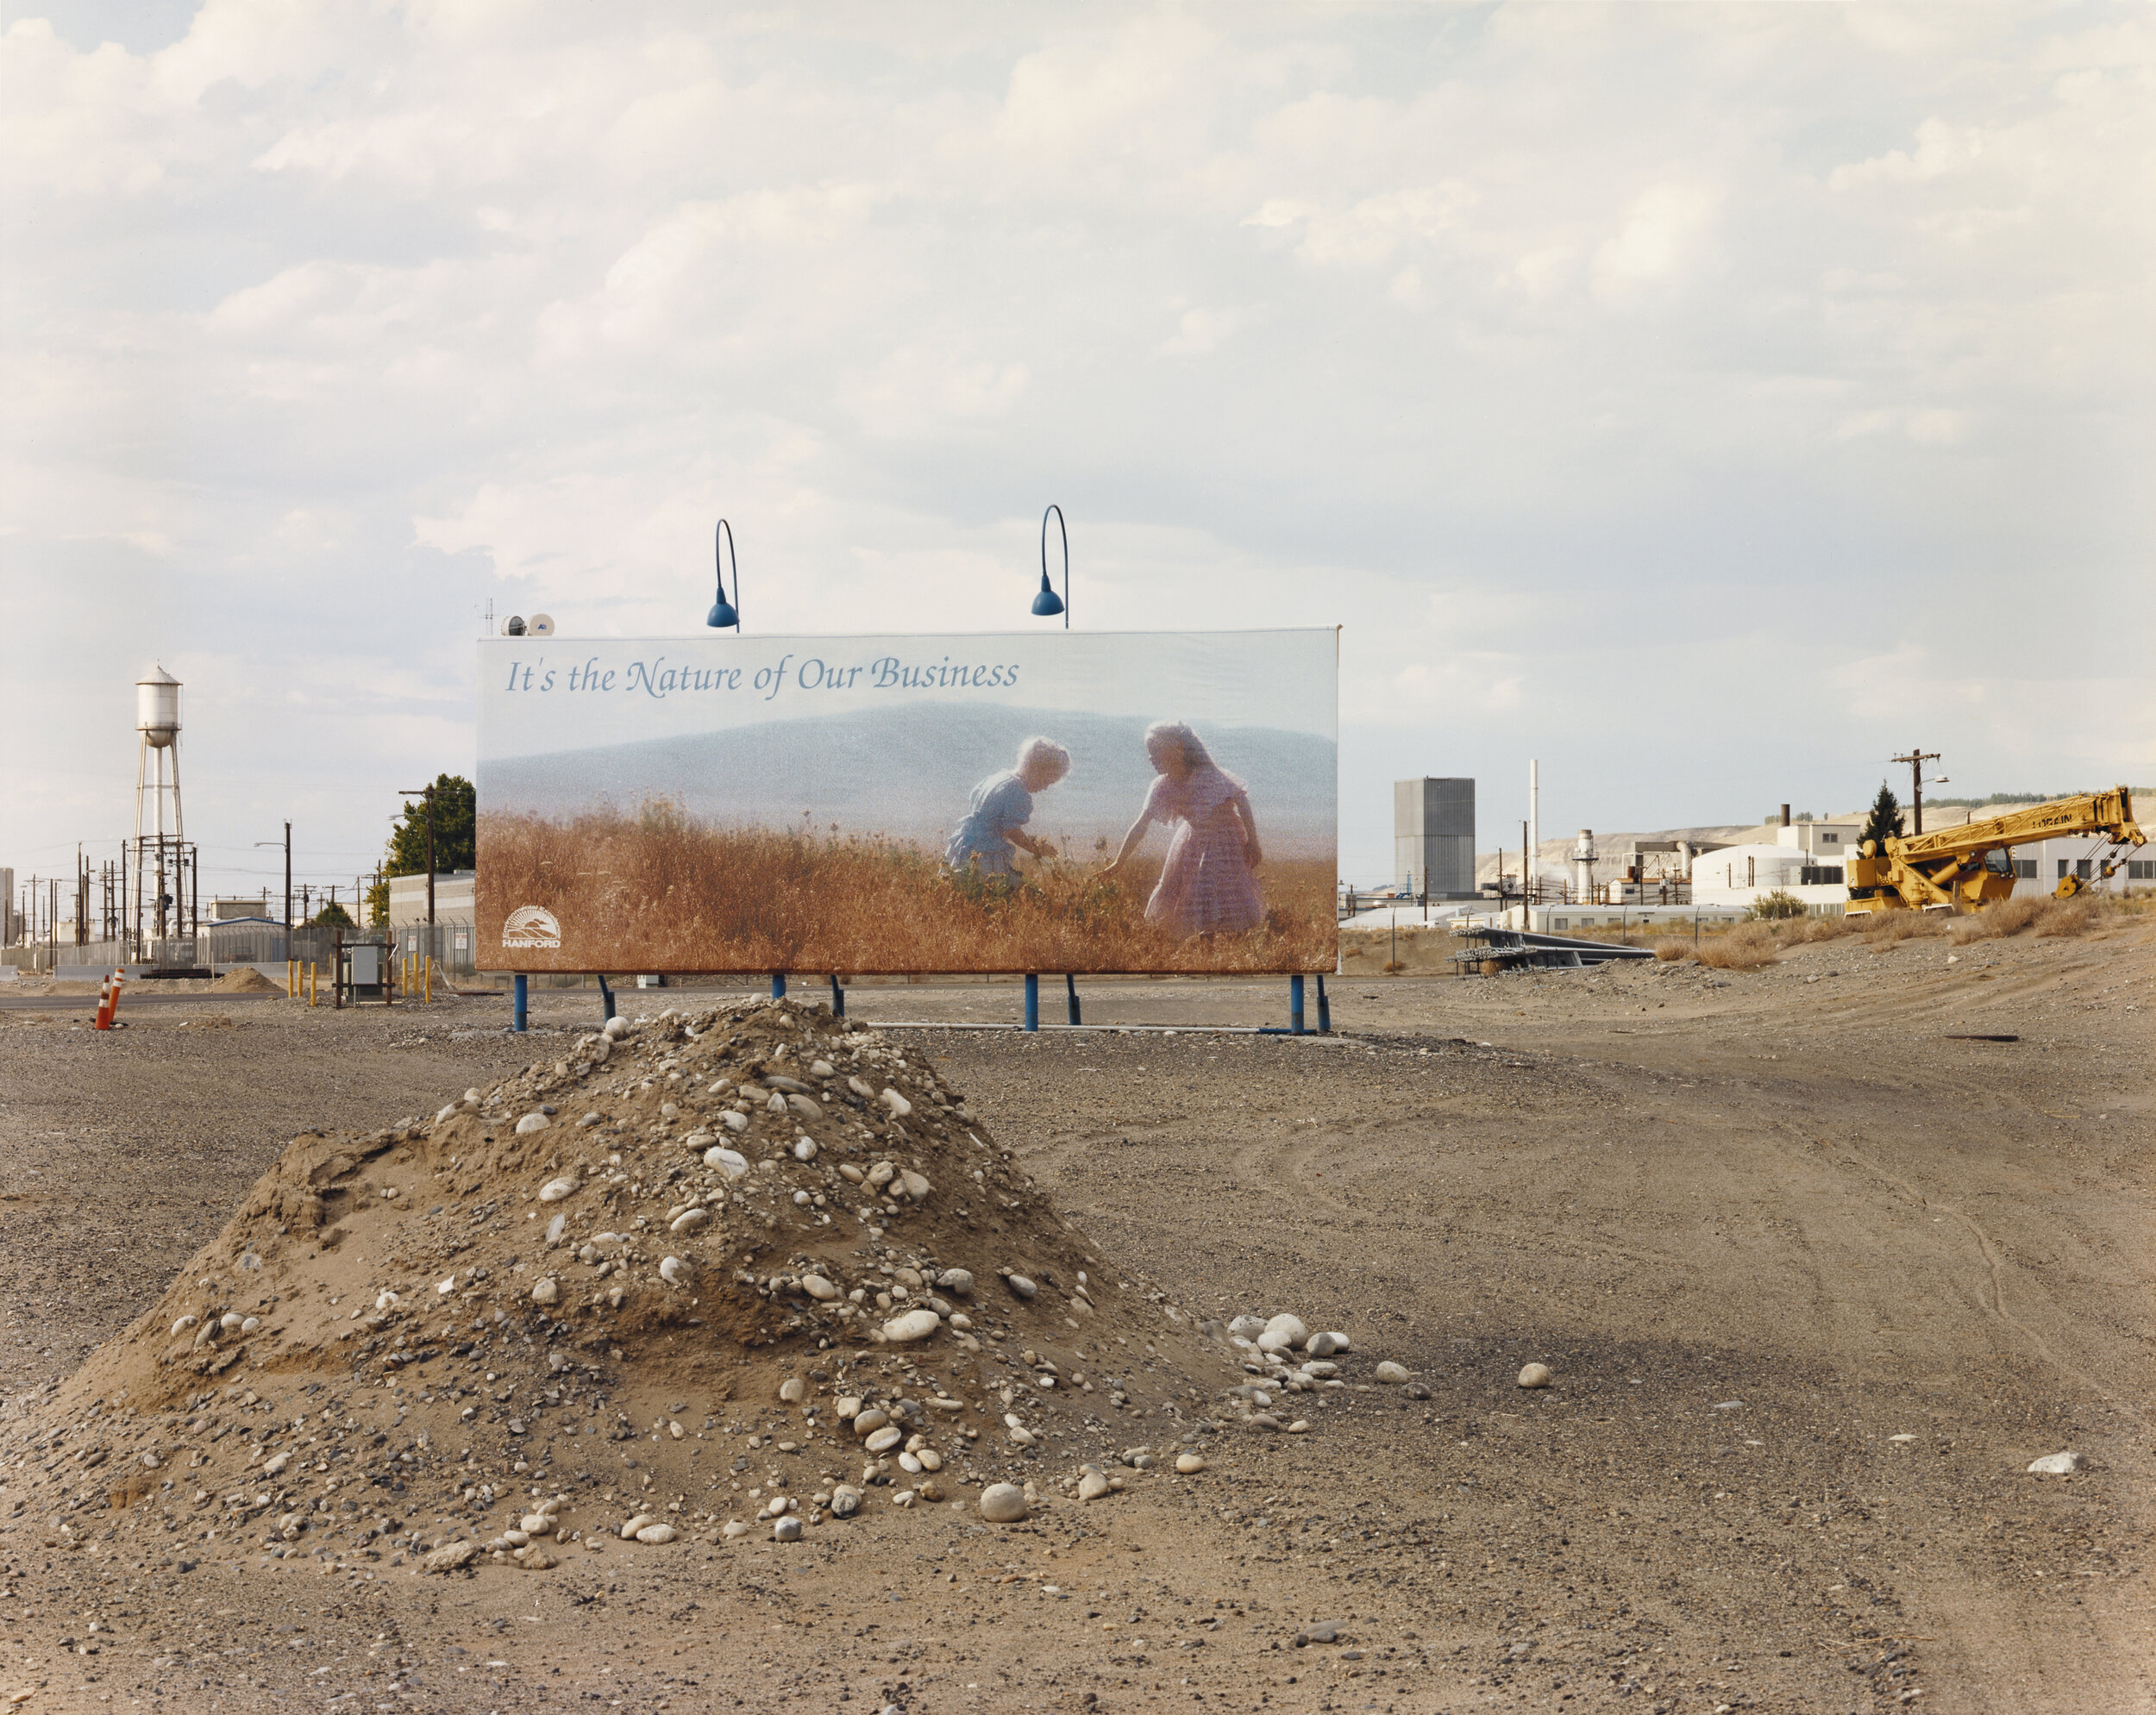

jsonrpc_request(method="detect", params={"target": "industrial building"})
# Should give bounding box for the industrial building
[1394,778,1476,898]
[387,870,478,971]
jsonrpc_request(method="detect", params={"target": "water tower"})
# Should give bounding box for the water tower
[133,664,188,947]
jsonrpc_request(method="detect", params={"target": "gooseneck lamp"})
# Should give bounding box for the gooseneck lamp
[1031,504,1068,626]
[706,518,741,630]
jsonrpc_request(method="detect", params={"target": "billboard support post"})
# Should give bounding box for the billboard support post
[1316,974,1331,1033]
[1024,974,1039,1032]
[829,975,845,1017]
[771,973,787,1000]
[513,973,528,1032]
[1065,974,1081,1026]
[598,973,616,1023]
[1290,974,1306,1035]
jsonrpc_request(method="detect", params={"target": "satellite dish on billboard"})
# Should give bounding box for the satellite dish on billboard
[502,616,527,636]
[527,613,555,638]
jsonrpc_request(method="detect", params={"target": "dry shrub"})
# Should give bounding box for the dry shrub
[476,805,1337,973]
[1775,913,1855,947]
[1860,910,1946,947]
[1695,923,1781,971]
[1653,938,1689,961]
[1949,894,2046,942]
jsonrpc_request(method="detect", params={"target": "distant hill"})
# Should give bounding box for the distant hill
[483,703,1337,859]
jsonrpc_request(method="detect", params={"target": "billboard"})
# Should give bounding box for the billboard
[476,629,1336,975]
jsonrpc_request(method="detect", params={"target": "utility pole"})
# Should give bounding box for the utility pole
[398,785,438,925]
[284,822,291,927]
[1890,748,1942,836]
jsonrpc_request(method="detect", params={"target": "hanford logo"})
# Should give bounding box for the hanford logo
[502,905,562,949]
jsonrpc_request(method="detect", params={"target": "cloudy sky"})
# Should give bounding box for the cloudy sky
[3,1,2149,910]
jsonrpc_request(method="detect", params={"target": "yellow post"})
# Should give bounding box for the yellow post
[424,955,434,1004]
[308,961,317,1007]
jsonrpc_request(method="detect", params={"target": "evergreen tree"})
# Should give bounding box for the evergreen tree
[310,899,356,929]
[385,774,477,876]
[1859,780,1905,850]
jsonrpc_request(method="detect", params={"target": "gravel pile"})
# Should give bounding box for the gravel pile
[4,998,1247,1580]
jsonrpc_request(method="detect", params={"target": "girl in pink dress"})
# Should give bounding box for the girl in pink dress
[1102,722,1264,936]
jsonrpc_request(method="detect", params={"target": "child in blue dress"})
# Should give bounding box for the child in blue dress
[946,736,1071,878]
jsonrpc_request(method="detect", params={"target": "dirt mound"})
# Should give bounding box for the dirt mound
[212,966,282,993]
[6,999,1242,1578]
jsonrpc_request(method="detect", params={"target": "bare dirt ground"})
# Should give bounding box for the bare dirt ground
[0,915,2149,1715]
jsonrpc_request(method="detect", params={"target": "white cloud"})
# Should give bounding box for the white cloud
[1,2,2148,892]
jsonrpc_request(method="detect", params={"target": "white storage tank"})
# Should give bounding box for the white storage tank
[137,665,181,747]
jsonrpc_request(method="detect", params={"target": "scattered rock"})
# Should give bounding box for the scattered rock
[2027,1451,2088,1475]
[634,1524,678,1544]
[1005,1274,1037,1301]
[422,1541,479,1574]
[1306,1330,1351,1357]
[704,1146,749,1179]
[937,1268,975,1295]
[773,1516,803,1541]
[517,1547,559,1570]
[530,1278,559,1307]
[1517,1362,1553,1389]
[1175,1452,1206,1474]
[1294,1622,1342,1647]
[1373,1361,1410,1384]
[1078,1471,1111,1501]
[980,1482,1029,1523]
[801,1275,839,1301]
[830,1487,862,1518]
[1228,1314,1268,1339]
[668,1207,711,1234]
[881,1089,912,1117]
[778,1376,806,1404]
[515,1112,550,1135]
[1258,1314,1307,1353]
[883,1308,941,1344]
[537,1177,577,1203]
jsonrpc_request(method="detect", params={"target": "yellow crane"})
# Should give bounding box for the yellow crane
[1846,786,2145,916]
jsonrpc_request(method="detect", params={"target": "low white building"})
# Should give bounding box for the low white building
[1689,842,1852,916]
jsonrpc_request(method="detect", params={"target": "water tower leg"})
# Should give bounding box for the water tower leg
[1289,973,1306,1035]
[513,973,528,1033]
[1024,974,1039,1032]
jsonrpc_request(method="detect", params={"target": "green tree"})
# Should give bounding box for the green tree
[364,879,389,927]
[310,899,355,929]
[385,774,477,877]
[1859,780,1906,850]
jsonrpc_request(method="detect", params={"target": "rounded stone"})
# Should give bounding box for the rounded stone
[2027,1450,2087,1475]
[829,1487,862,1518]
[530,1278,560,1306]
[1175,1452,1206,1474]
[537,1177,578,1203]
[779,1376,807,1404]
[883,1308,942,1344]
[1077,1471,1111,1501]
[1518,1362,1554,1389]
[979,1483,1029,1523]
[659,1255,691,1285]
[516,1112,550,1135]
[937,1268,975,1296]
[635,1524,678,1544]
[705,1146,749,1179]
[793,1137,818,1161]
[1004,1274,1038,1301]
[519,1513,554,1536]
[773,1515,804,1541]
[1373,1361,1410,1384]
[864,1426,905,1455]
[669,1207,711,1234]
[1259,1313,1308,1352]
[801,1275,839,1302]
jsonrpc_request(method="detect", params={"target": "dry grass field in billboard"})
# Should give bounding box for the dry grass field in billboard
[475,630,1338,975]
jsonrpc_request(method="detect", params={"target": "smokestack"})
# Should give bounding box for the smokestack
[1781,804,1790,827]
[1527,759,1539,906]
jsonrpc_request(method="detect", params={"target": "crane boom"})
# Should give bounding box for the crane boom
[1846,787,2144,916]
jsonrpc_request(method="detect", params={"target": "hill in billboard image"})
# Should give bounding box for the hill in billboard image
[475,629,1338,975]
